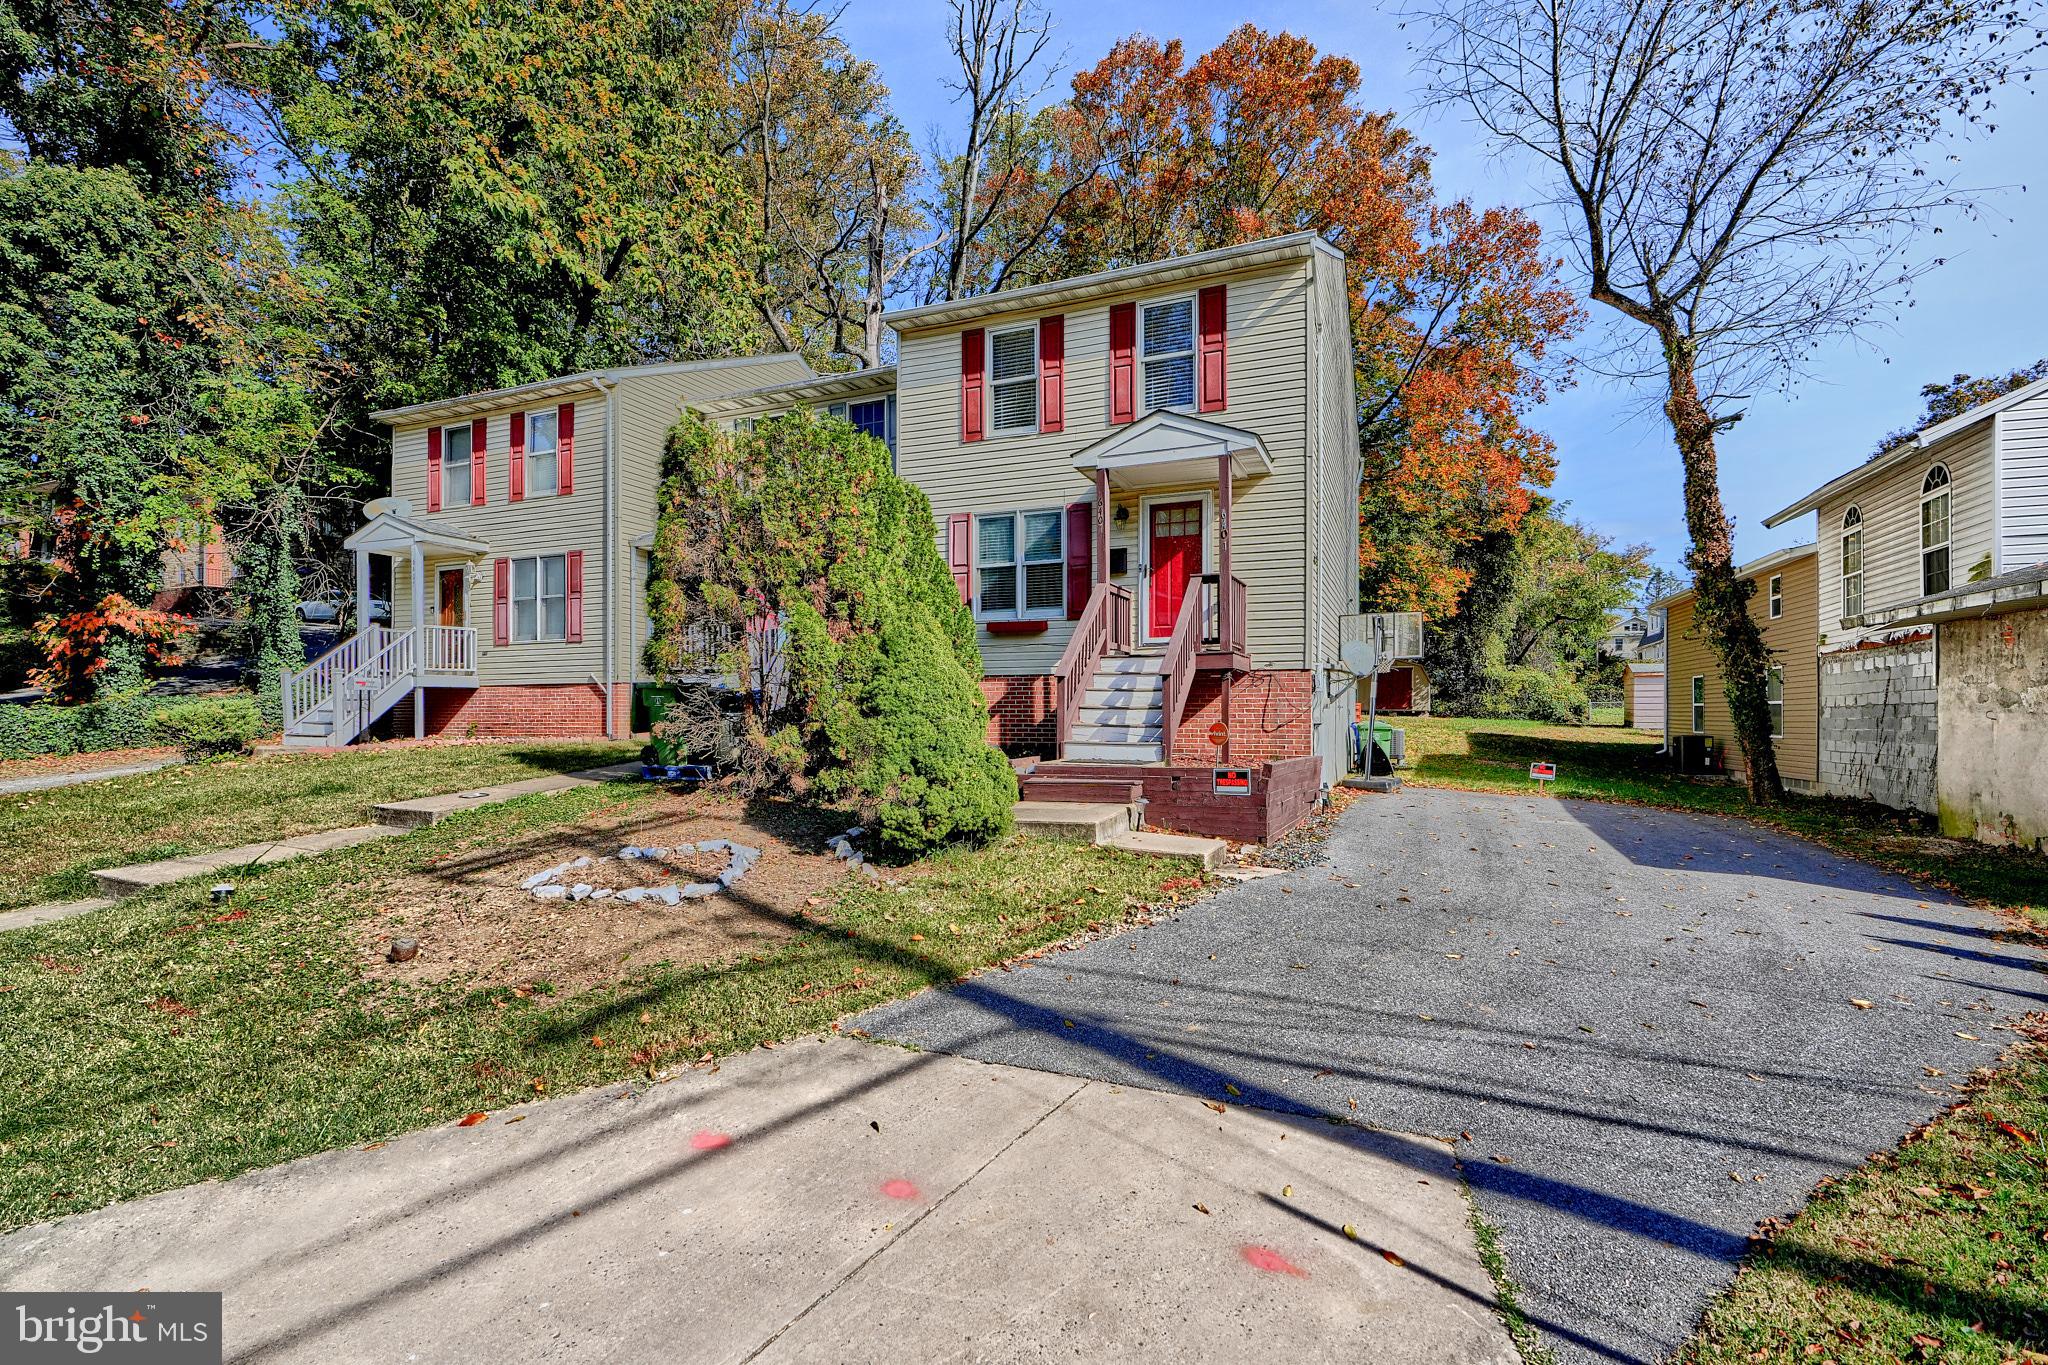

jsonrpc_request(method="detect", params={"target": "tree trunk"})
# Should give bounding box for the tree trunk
[1660,334,1785,803]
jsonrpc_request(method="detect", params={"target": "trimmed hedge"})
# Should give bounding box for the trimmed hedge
[0,690,263,760]
[151,695,262,759]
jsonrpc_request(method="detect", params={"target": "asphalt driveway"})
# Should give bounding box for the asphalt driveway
[855,787,2048,1364]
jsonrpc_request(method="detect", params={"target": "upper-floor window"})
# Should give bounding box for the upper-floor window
[975,509,1064,619]
[1920,464,1951,595]
[989,324,1038,434]
[510,553,567,642]
[828,397,895,451]
[442,423,474,505]
[1767,574,1782,618]
[1141,298,1195,410]
[526,410,560,497]
[1691,675,1706,734]
[1840,505,1864,619]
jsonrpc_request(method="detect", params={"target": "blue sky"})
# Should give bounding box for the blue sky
[840,0,2048,576]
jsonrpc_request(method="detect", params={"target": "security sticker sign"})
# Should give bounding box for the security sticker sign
[1529,761,1557,785]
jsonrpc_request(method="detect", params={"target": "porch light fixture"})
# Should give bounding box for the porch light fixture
[1114,505,1130,524]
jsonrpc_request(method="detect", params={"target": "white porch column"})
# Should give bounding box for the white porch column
[409,540,426,739]
[355,549,372,639]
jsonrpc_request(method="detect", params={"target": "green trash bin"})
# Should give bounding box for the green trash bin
[638,684,680,765]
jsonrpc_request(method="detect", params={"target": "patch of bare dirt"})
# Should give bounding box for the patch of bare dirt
[357,791,858,994]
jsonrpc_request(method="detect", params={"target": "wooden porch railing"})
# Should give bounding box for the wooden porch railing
[1050,582,1133,751]
[1197,573,1249,657]
[1159,582,1205,760]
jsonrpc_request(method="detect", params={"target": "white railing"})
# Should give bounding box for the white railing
[281,625,477,740]
[283,627,388,732]
[421,625,476,675]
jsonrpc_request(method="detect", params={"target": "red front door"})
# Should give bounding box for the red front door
[1146,500,1203,640]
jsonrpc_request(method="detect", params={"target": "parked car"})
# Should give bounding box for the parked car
[296,597,389,625]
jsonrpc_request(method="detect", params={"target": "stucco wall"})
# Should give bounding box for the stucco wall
[1936,609,2048,849]
[1816,635,1937,813]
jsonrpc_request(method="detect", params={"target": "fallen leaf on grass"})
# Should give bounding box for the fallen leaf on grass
[908,933,925,942]
[1911,1186,1941,1199]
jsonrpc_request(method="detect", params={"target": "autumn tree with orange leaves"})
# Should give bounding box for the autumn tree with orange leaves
[932,26,1581,618]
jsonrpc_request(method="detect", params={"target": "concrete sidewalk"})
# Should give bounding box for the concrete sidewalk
[0,755,179,795]
[0,1038,1513,1365]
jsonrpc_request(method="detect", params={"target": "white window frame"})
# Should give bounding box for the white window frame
[1920,464,1951,596]
[987,323,1039,436]
[509,552,568,644]
[1767,574,1782,619]
[1840,505,1863,620]
[1691,675,1706,734]
[525,410,560,497]
[441,423,474,506]
[1139,294,1197,413]
[973,509,1065,621]
[1766,665,1785,738]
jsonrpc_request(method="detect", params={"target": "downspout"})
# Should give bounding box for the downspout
[595,375,618,739]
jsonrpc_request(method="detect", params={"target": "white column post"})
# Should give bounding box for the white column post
[409,541,426,739]
[355,549,372,639]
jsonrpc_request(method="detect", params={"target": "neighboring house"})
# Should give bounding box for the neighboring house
[288,234,1364,838]
[1599,613,1653,660]
[1659,545,1820,791]
[155,522,234,608]
[280,353,814,747]
[1766,374,2048,844]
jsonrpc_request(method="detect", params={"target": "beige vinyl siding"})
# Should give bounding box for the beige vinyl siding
[895,259,1313,674]
[1664,551,1820,785]
[1814,421,1995,645]
[1998,389,2048,568]
[609,355,812,693]
[389,392,608,686]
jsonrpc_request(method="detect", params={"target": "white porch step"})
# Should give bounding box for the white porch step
[1078,706,1164,728]
[1063,740,1164,763]
[1082,685,1162,709]
[1096,654,1168,676]
[1071,722,1164,744]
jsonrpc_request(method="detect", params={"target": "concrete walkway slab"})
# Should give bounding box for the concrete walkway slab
[1011,799,1135,842]
[369,765,635,829]
[0,897,116,933]
[1105,829,1228,869]
[0,756,179,796]
[91,825,402,898]
[0,1038,1512,1365]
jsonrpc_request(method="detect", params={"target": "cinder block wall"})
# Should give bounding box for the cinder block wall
[1817,636,1937,813]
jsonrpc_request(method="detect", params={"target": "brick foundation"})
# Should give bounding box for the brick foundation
[981,668,1319,766]
[380,683,630,740]
[1170,669,1316,765]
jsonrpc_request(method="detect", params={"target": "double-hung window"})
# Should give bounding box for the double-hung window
[1766,666,1785,738]
[1691,676,1706,734]
[1920,465,1951,596]
[442,424,474,506]
[1840,506,1864,619]
[1141,298,1195,410]
[526,410,560,497]
[975,510,1064,618]
[988,325,1038,434]
[510,554,567,643]
[1767,574,1782,618]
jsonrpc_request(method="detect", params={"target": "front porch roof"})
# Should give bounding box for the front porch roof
[344,502,490,559]
[1070,410,1274,492]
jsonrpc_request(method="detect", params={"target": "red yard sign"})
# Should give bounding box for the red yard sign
[1207,720,1229,747]
[1213,767,1252,796]
[1529,761,1557,785]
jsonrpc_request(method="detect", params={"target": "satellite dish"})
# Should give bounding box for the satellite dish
[1338,615,1381,676]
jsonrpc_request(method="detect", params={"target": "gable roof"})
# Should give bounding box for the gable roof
[1763,374,2048,528]
[1650,543,1816,609]
[368,353,813,426]
[884,232,1341,335]
[693,366,897,417]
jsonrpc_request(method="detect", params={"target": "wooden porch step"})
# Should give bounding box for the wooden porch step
[1018,777,1145,805]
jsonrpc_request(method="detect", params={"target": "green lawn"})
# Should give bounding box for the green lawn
[0,740,634,910]
[1403,715,2048,1363]
[0,780,1200,1231]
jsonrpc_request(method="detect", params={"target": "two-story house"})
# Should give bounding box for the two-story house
[284,234,1363,837]
[1764,374,2048,844]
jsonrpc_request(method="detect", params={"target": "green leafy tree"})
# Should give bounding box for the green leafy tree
[1869,359,2048,460]
[647,412,1013,857]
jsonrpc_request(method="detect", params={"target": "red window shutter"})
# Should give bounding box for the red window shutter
[564,550,584,643]
[946,512,972,601]
[1197,284,1227,412]
[471,419,488,505]
[492,557,510,646]
[960,329,986,442]
[426,427,443,512]
[1108,302,1136,424]
[1064,501,1092,619]
[508,410,525,501]
[1038,315,1065,434]
[558,402,575,495]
